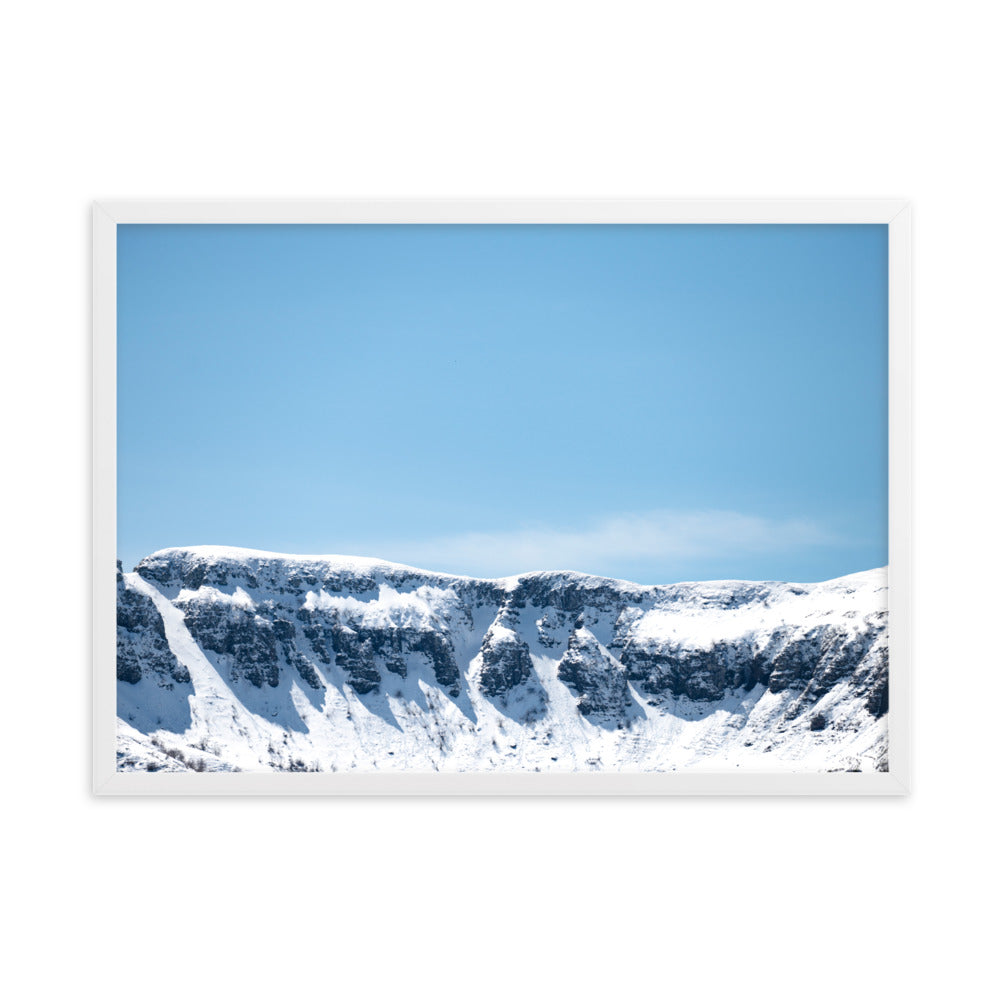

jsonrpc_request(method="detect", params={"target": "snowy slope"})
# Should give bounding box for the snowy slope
[116,547,889,774]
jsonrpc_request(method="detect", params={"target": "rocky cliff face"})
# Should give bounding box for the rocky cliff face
[116,561,194,735]
[116,547,889,774]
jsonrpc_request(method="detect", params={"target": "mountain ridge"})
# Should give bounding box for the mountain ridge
[132,543,883,591]
[117,547,889,774]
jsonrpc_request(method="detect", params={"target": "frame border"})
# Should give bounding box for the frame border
[93,199,911,796]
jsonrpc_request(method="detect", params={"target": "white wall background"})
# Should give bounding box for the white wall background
[3,2,995,997]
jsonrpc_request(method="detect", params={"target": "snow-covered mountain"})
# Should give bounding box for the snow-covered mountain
[116,546,889,773]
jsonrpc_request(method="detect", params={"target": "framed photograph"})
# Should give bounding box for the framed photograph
[94,200,911,795]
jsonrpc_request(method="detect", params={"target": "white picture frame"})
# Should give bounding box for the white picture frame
[93,199,911,795]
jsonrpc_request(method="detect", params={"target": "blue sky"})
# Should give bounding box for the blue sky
[117,223,887,583]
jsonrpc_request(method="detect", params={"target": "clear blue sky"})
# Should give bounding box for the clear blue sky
[118,223,887,583]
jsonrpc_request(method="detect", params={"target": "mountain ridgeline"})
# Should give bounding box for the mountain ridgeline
[116,547,889,773]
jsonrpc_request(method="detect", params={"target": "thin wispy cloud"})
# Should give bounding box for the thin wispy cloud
[357,510,840,582]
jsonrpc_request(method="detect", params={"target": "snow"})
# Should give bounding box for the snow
[140,544,484,582]
[631,568,887,648]
[117,552,889,775]
[175,585,256,609]
[303,582,451,627]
